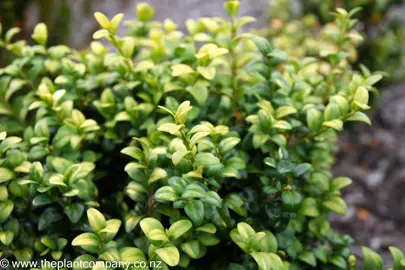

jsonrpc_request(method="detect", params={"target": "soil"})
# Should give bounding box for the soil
[332,82,405,267]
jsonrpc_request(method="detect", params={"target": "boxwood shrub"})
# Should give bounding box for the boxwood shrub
[266,0,405,84]
[0,1,404,269]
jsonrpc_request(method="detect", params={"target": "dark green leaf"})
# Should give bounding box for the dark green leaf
[185,200,204,226]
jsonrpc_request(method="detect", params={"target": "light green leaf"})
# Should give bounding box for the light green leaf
[330,177,352,191]
[168,220,193,239]
[156,246,180,267]
[188,124,211,135]
[253,133,270,149]
[136,2,155,22]
[236,16,256,29]
[110,13,124,34]
[324,103,341,121]
[190,132,210,147]
[219,137,241,154]
[172,64,195,77]
[251,231,278,253]
[49,174,67,187]
[264,157,277,168]
[299,198,319,217]
[0,137,22,154]
[0,168,14,183]
[172,150,191,166]
[322,119,343,131]
[363,247,383,270]
[236,222,255,242]
[158,123,183,135]
[307,108,322,132]
[87,208,106,233]
[13,248,33,262]
[6,79,27,102]
[94,12,110,29]
[182,184,207,199]
[93,29,109,39]
[32,23,48,46]
[0,200,14,223]
[197,66,216,80]
[323,196,347,216]
[125,216,144,233]
[346,112,371,125]
[72,233,100,253]
[276,106,297,119]
[0,231,14,246]
[99,248,120,262]
[251,252,283,270]
[330,95,349,115]
[181,240,203,259]
[353,86,369,106]
[194,153,220,167]
[99,219,122,243]
[175,101,193,124]
[5,27,21,43]
[230,228,248,252]
[0,186,8,201]
[187,84,208,105]
[155,186,179,202]
[147,229,169,247]
[140,218,164,236]
[195,223,216,234]
[366,74,383,86]
[389,246,405,270]
[135,60,155,72]
[273,120,292,130]
[119,37,135,58]
[73,254,97,269]
[149,168,168,184]
[120,247,146,263]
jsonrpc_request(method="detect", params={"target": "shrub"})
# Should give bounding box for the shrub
[266,0,405,84]
[263,3,362,63]
[0,1,403,269]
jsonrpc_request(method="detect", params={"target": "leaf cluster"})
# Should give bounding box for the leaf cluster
[0,1,399,269]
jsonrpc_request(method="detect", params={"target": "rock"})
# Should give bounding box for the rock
[25,0,270,48]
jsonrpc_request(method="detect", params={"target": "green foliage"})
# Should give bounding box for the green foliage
[266,0,405,84]
[0,1,401,269]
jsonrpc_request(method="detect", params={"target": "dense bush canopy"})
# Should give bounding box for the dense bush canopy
[266,0,405,84]
[0,1,403,269]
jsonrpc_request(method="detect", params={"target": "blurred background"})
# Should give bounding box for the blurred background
[1,0,405,262]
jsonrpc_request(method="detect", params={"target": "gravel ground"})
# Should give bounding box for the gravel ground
[333,82,405,267]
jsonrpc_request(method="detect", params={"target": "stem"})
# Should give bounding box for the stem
[147,186,155,217]
[230,16,242,123]
[180,130,195,163]
[268,58,274,99]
